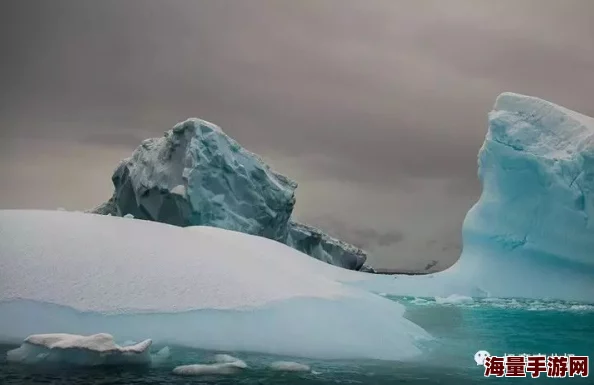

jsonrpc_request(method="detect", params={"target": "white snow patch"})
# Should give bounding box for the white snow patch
[0,210,430,361]
[6,333,151,366]
[435,295,474,305]
[173,360,248,376]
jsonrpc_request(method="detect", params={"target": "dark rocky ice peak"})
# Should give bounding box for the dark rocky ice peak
[90,118,370,271]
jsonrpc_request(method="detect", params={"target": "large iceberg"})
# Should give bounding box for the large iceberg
[454,93,594,300]
[0,209,428,361]
[90,119,368,270]
[347,93,594,303]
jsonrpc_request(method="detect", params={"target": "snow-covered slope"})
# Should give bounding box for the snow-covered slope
[0,210,427,360]
[90,118,368,270]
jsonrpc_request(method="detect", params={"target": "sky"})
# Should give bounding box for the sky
[1,0,593,270]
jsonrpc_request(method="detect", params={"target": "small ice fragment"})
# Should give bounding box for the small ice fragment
[172,361,247,376]
[214,353,243,364]
[171,184,186,196]
[269,361,311,372]
[435,294,474,305]
[151,346,171,365]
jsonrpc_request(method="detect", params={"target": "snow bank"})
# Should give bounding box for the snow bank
[0,209,428,361]
[6,333,152,366]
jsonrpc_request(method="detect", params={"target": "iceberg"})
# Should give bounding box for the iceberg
[0,209,429,361]
[173,361,247,376]
[6,333,152,366]
[346,93,594,303]
[89,118,368,270]
[268,361,312,372]
[172,354,248,376]
[457,93,594,297]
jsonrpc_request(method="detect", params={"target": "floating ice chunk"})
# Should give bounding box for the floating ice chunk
[435,295,474,305]
[569,304,594,312]
[6,333,151,366]
[269,361,311,372]
[151,346,171,365]
[123,213,134,218]
[170,184,186,196]
[214,354,243,364]
[173,360,247,376]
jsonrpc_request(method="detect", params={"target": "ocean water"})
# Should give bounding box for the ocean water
[1,296,592,384]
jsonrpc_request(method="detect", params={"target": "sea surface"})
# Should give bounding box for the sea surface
[1,296,592,384]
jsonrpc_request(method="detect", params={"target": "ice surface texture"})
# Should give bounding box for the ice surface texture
[0,210,428,360]
[456,93,594,300]
[349,93,594,302]
[6,333,152,366]
[90,119,367,270]
[464,93,594,265]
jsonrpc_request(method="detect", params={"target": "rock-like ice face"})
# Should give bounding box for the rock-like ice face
[0,210,428,361]
[287,221,367,270]
[92,118,367,270]
[110,119,297,241]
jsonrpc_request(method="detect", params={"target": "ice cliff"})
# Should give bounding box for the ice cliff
[349,93,594,302]
[454,92,594,299]
[464,92,594,268]
[90,119,368,271]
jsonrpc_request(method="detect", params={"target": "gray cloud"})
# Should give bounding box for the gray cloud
[1,0,593,269]
[309,217,404,249]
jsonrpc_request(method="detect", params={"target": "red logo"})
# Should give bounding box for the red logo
[482,354,588,378]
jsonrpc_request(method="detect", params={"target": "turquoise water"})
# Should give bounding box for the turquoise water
[1,296,592,384]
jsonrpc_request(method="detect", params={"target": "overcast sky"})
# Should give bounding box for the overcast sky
[1,0,593,270]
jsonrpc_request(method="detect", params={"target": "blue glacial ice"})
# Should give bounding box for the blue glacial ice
[346,93,594,303]
[0,209,429,361]
[453,93,594,300]
[1,92,592,366]
[90,119,367,270]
